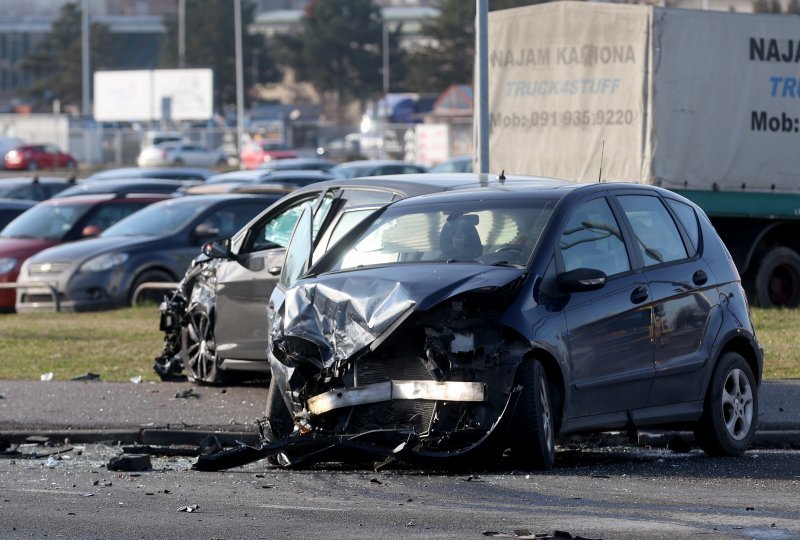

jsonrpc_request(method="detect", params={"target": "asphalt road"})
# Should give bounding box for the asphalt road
[0,443,798,539]
[1,379,799,539]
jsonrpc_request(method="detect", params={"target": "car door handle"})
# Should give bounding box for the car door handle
[692,269,708,286]
[630,285,649,304]
[268,266,282,275]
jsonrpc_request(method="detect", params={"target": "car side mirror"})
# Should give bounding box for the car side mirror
[558,267,607,293]
[202,238,232,260]
[194,223,221,242]
[81,225,103,238]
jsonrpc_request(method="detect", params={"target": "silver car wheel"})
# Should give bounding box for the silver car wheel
[722,368,754,441]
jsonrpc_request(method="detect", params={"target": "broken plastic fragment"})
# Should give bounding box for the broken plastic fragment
[130,376,143,384]
[178,504,199,513]
[40,372,54,382]
[107,454,152,472]
[174,388,199,399]
[70,373,101,381]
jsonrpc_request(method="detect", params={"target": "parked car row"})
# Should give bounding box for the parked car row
[0,159,439,314]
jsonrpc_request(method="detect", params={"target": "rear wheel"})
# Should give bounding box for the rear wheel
[694,352,758,456]
[182,304,228,385]
[508,359,556,470]
[753,247,800,308]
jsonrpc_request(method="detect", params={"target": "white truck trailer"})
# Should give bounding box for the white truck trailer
[488,1,800,307]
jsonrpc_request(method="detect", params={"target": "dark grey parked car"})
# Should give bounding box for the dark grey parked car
[154,173,518,385]
[232,179,763,471]
[15,194,282,313]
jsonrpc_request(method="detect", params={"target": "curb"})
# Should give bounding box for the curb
[3,428,798,451]
[0,428,261,447]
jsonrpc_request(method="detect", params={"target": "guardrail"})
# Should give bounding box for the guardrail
[0,282,60,312]
[131,282,178,305]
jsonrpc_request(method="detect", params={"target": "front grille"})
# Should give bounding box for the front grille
[28,262,70,275]
[355,356,433,386]
[349,400,435,435]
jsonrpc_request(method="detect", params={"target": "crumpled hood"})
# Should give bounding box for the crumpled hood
[277,264,524,368]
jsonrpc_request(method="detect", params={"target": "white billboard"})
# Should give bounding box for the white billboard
[94,69,213,122]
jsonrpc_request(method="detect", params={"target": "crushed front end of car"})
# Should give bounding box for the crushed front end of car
[195,267,531,471]
[153,256,219,380]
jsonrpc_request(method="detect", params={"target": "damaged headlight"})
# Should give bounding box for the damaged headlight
[0,257,17,275]
[80,252,129,272]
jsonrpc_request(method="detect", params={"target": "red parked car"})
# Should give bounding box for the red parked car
[0,193,170,312]
[239,141,297,170]
[3,144,77,171]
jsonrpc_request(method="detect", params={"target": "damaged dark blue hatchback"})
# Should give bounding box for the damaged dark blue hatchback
[201,179,763,471]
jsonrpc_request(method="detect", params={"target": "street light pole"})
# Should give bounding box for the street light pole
[81,0,90,118]
[475,0,489,174]
[234,0,245,165]
[178,0,186,68]
[382,21,390,95]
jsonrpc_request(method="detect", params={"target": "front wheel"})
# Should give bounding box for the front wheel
[508,359,556,470]
[694,352,758,456]
[182,304,227,385]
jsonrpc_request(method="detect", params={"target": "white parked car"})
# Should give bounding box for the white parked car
[137,142,227,168]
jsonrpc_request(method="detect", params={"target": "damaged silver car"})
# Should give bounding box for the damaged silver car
[155,174,519,384]
[197,180,762,471]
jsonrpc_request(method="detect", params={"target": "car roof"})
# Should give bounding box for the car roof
[260,157,336,168]
[36,193,173,206]
[0,176,76,186]
[281,172,570,199]
[54,178,199,198]
[333,159,422,168]
[87,167,214,181]
[0,197,36,210]
[205,170,265,184]
[145,192,284,207]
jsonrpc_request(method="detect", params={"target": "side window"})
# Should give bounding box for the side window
[617,195,688,266]
[312,192,336,237]
[326,208,377,248]
[85,203,146,230]
[559,197,631,276]
[246,196,321,253]
[339,188,395,206]
[666,199,700,255]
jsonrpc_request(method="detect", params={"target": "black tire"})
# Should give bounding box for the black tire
[753,246,800,308]
[263,377,293,443]
[182,304,228,385]
[508,359,556,470]
[130,270,173,306]
[694,352,758,457]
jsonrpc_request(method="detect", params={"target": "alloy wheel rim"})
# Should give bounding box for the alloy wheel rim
[721,368,753,441]
[539,377,553,452]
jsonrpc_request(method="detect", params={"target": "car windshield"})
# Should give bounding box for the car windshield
[0,203,92,240]
[321,197,557,272]
[101,199,206,237]
[0,184,19,197]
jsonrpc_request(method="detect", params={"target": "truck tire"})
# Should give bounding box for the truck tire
[753,247,800,308]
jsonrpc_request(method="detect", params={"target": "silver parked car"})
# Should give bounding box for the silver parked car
[154,173,517,385]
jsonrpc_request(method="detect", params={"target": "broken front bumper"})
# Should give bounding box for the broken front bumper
[307,380,486,416]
